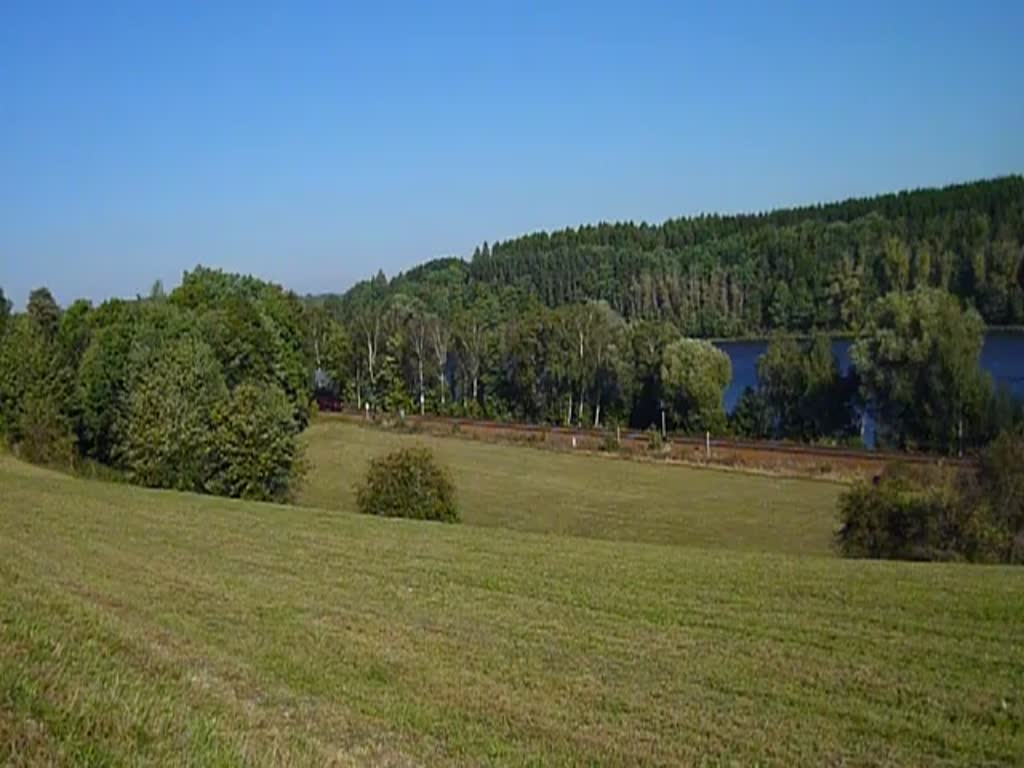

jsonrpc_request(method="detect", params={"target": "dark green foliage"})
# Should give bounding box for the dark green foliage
[628,320,674,429]
[837,450,1024,564]
[208,383,306,502]
[466,177,1024,334]
[0,291,80,466]
[729,387,772,438]
[54,299,93,446]
[852,288,990,453]
[199,295,276,390]
[835,468,1003,565]
[756,334,858,441]
[0,316,64,449]
[1,270,311,502]
[0,286,11,336]
[78,298,196,464]
[2,176,1022,496]
[122,336,228,491]
[171,266,311,427]
[660,338,731,433]
[975,430,1024,562]
[320,177,1023,435]
[26,287,61,341]
[0,317,40,438]
[77,324,134,463]
[356,446,459,523]
[304,303,351,398]
[980,384,1024,443]
[16,393,76,467]
[336,272,392,409]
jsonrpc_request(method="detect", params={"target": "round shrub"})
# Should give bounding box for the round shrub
[356,446,459,523]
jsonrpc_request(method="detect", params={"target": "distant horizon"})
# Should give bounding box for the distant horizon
[5,171,1022,309]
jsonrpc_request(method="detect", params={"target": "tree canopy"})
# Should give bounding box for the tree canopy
[467,177,1024,336]
[661,339,731,433]
[1,175,1021,481]
[0,269,309,501]
[755,334,859,442]
[304,176,1022,440]
[851,288,990,453]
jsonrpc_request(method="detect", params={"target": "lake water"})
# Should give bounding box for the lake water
[714,332,1024,445]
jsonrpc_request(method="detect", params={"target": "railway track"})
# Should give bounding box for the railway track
[335,412,972,474]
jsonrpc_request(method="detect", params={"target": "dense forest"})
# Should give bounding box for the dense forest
[470,176,1024,335]
[1,177,1023,502]
[301,176,1024,452]
[0,271,309,501]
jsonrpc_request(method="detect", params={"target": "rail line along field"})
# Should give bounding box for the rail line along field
[300,418,846,555]
[321,412,970,480]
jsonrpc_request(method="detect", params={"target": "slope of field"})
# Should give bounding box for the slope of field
[2,455,1022,765]
[300,419,843,557]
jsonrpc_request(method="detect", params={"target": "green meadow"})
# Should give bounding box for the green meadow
[1,424,1021,765]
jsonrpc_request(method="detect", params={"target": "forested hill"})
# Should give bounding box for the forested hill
[337,176,1024,337]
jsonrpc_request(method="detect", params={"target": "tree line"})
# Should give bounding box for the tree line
[0,269,308,501]
[0,276,1017,507]
[468,176,1024,335]
[305,176,1023,454]
[1,177,1022,506]
[313,276,1020,454]
[3,270,1021,562]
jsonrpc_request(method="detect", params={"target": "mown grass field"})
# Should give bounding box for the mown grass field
[2,446,1023,766]
[300,418,843,556]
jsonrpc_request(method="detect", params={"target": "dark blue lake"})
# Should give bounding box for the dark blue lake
[714,332,1024,446]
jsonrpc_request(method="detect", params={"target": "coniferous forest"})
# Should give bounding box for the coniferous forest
[2,176,1024,498]
[469,175,1024,335]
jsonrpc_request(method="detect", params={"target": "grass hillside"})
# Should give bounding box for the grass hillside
[300,419,843,556]
[2,453,1022,765]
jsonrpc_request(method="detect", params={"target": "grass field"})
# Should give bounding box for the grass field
[2,445,1023,765]
[300,419,844,557]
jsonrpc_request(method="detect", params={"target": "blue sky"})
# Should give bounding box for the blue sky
[2,1,1022,306]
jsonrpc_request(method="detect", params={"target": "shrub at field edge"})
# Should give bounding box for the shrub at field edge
[356,446,459,523]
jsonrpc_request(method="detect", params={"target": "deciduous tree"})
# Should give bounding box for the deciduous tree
[852,288,990,453]
[660,338,731,433]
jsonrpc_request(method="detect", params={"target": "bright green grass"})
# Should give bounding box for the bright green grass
[2,455,1022,765]
[300,418,844,557]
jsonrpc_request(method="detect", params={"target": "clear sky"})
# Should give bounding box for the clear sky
[2,1,1022,307]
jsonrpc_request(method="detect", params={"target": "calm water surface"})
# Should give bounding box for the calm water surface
[713,332,1024,446]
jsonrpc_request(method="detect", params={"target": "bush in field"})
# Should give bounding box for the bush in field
[122,336,228,492]
[356,446,458,522]
[646,426,665,452]
[208,382,306,502]
[975,430,1024,562]
[836,462,1011,563]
